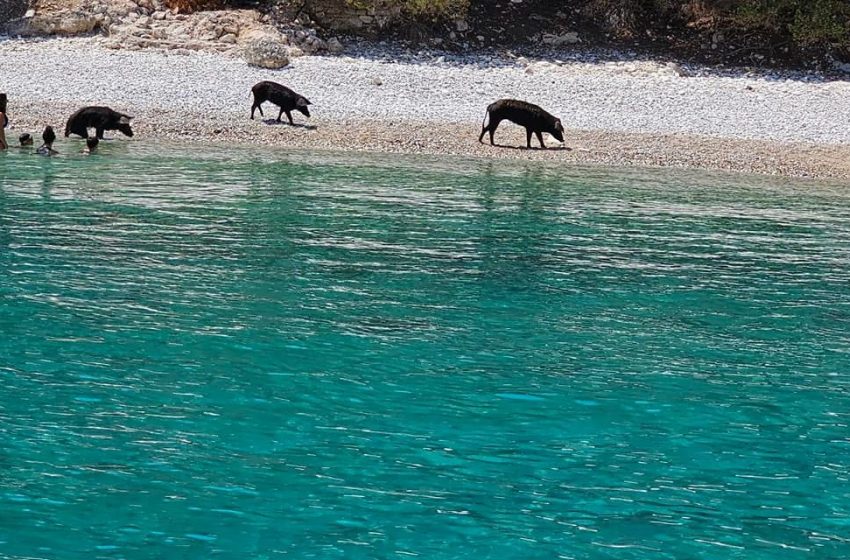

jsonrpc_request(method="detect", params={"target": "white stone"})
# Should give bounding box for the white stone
[542,32,580,46]
[665,62,687,77]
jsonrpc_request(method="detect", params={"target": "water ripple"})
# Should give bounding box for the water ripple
[1,144,850,559]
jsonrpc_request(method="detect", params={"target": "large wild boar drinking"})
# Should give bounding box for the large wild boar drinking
[65,106,134,139]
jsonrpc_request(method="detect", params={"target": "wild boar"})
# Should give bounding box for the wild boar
[64,106,134,139]
[478,99,564,149]
[250,81,311,125]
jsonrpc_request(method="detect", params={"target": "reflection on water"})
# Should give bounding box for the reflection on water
[1,143,850,559]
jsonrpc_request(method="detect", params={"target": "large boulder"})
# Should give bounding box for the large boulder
[240,34,290,69]
[39,11,99,34]
[6,9,99,36]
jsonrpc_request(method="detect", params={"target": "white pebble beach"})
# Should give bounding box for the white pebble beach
[2,36,850,179]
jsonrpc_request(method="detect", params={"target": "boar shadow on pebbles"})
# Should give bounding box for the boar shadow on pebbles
[65,106,134,139]
[479,99,565,149]
[251,81,312,126]
[260,119,317,131]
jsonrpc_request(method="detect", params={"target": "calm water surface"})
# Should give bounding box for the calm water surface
[1,144,850,559]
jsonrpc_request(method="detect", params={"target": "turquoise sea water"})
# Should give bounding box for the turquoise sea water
[1,143,850,559]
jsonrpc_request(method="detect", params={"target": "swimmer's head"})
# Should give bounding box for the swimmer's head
[19,133,33,146]
[42,125,56,146]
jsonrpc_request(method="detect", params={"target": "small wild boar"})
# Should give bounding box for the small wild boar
[250,81,311,125]
[65,106,134,139]
[479,99,564,149]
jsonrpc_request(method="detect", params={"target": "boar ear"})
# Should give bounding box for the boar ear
[297,98,311,107]
[556,119,564,131]
[119,116,133,125]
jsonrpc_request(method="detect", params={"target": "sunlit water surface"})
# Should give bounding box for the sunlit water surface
[1,143,850,559]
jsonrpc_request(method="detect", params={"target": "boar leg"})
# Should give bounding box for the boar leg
[251,100,263,120]
[526,128,533,149]
[488,119,501,146]
[285,110,294,125]
[536,131,546,149]
[96,127,105,140]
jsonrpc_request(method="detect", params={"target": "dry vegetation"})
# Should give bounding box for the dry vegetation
[158,0,850,65]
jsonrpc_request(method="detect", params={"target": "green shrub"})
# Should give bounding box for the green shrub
[732,0,850,47]
[790,0,850,47]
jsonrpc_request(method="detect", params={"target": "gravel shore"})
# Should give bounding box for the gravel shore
[2,36,850,179]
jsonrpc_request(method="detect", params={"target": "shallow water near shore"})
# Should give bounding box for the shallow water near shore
[2,143,850,559]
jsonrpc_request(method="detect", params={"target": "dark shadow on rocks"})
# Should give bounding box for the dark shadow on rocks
[487,143,571,152]
[0,0,29,26]
[261,119,317,130]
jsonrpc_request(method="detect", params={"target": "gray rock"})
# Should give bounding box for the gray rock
[19,11,100,36]
[219,33,237,44]
[241,35,290,69]
[665,62,688,77]
[327,37,344,54]
[542,32,580,46]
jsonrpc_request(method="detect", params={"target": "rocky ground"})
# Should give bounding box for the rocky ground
[4,0,341,67]
[1,34,849,180]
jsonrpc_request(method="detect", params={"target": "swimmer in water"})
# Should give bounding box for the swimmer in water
[36,125,59,156]
[19,133,33,147]
[81,136,99,154]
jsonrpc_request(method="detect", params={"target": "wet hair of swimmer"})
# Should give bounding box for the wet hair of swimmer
[86,137,99,151]
[19,133,33,146]
[42,125,56,146]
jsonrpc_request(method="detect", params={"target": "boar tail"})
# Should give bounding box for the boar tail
[480,108,493,137]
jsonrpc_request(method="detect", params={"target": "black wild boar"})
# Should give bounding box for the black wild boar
[478,99,564,149]
[64,106,134,139]
[250,81,311,125]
